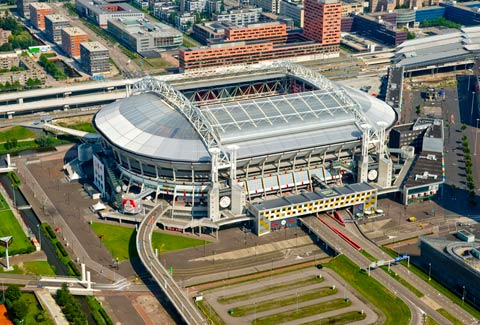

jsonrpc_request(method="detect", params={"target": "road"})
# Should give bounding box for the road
[50,3,143,79]
[340,217,479,325]
[301,216,455,325]
[136,206,206,325]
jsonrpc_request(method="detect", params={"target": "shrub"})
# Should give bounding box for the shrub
[67,261,81,277]
[56,241,68,257]
[5,286,21,303]
[45,225,56,239]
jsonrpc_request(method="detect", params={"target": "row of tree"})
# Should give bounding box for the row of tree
[39,54,67,80]
[56,284,88,325]
[0,78,42,92]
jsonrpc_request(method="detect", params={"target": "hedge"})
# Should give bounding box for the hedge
[67,261,81,277]
[86,296,113,325]
[45,225,56,239]
[56,241,68,257]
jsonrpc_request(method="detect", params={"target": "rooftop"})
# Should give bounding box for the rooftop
[109,18,181,38]
[251,182,374,211]
[45,14,70,22]
[30,2,53,9]
[81,41,109,52]
[62,27,88,36]
[405,151,443,188]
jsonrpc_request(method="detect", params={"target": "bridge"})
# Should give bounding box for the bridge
[136,206,206,325]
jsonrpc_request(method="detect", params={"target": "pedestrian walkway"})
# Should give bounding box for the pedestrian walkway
[35,289,69,325]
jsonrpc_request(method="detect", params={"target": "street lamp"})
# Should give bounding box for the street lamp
[471,91,476,124]
[37,224,41,249]
[463,285,466,305]
[475,118,480,156]
[428,262,432,281]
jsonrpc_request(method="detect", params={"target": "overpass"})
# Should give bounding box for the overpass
[136,206,206,325]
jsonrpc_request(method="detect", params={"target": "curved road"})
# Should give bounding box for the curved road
[136,207,206,325]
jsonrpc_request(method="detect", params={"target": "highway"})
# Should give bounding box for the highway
[340,217,479,325]
[301,216,453,325]
[136,207,206,325]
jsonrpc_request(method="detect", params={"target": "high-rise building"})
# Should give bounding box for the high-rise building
[45,15,70,44]
[61,27,89,58]
[80,41,110,75]
[16,0,34,18]
[30,3,55,30]
[303,0,341,45]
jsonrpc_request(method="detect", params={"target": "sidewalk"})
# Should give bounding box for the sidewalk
[15,155,124,285]
[35,289,69,325]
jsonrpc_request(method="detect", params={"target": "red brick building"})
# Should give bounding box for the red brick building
[225,22,287,44]
[61,27,89,58]
[303,0,341,45]
[29,2,54,30]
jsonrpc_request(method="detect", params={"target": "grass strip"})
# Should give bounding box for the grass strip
[381,267,423,297]
[437,308,463,325]
[196,300,226,325]
[360,249,376,261]
[325,255,411,324]
[218,275,324,304]
[425,315,440,325]
[299,310,367,325]
[383,246,480,319]
[230,287,336,317]
[253,298,351,325]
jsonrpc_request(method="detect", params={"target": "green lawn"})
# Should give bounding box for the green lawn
[0,193,34,257]
[22,261,56,276]
[254,298,351,325]
[0,126,35,142]
[57,122,96,134]
[325,255,411,325]
[425,315,440,325]
[90,222,206,261]
[219,276,324,304]
[17,292,53,325]
[437,308,463,325]
[381,267,423,297]
[300,311,367,325]
[231,287,337,317]
[135,57,173,69]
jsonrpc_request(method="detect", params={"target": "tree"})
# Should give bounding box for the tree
[5,286,21,303]
[11,299,28,321]
[56,283,70,307]
[35,134,55,148]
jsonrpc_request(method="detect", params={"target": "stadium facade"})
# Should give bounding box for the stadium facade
[92,62,397,235]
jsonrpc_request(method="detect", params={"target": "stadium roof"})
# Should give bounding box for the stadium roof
[94,66,396,163]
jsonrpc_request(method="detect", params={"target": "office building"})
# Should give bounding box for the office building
[212,7,263,26]
[107,18,182,55]
[75,0,144,28]
[45,15,71,44]
[30,3,55,30]
[16,0,34,18]
[61,27,89,58]
[303,0,341,45]
[279,0,304,27]
[80,41,110,75]
[0,29,12,47]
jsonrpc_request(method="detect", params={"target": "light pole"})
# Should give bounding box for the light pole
[37,224,41,249]
[462,285,466,305]
[11,184,15,207]
[475,118,480,156]
[471,91,475,124]
[428,262,431,281]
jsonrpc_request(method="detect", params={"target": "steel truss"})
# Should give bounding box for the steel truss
[132,77,231,167]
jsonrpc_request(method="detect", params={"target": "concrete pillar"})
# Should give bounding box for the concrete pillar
[87,271,91,290]
[18,98,23,104]
[81,263,86,283]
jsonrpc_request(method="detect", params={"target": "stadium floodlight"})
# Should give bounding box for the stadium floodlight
[0,236,13,271]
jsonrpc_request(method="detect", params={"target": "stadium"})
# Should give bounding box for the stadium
[92,62,397,235]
